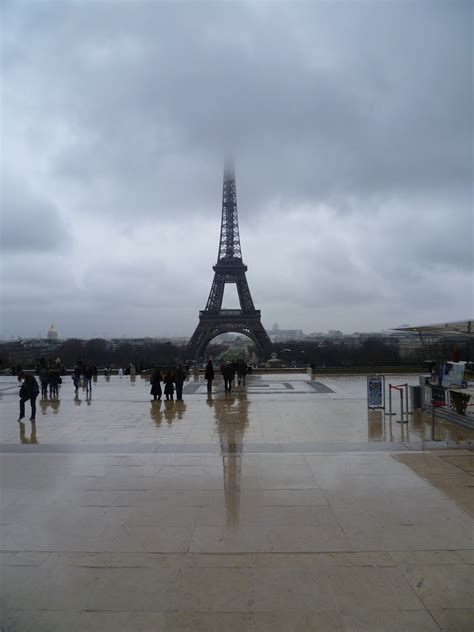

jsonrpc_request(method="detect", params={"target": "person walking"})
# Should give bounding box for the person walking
[240,360,248,386]
[236,359,245,386]
[84,365,93,393]
[174,364,187,401]
[150,368,163,401]
[222,362,235,393]
[163,370,175,400]
[18,372,39,422]
[205,359,215,393]
[39,366,49,398]
[72,364,81,394]
[49,365,60,398]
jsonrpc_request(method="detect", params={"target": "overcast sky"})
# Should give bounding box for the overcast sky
[1,1,472,340]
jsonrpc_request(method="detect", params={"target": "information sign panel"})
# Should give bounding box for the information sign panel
[442,363,465,388]
[367,376,384,408]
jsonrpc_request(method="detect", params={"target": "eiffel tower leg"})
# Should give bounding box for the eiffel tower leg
[236,274,255,312]
[187,321,211,362]
[205,273,226,312]
[248,320,273,358]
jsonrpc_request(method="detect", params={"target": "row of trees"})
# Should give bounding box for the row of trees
[272,338,471,367]
[273,339,402,367]
[0,336,470,371]
[0,338,231,371]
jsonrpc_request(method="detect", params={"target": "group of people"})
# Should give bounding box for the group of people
[38,361,63,398]
[16,358,252,422]
[217,359,250,393]
[72,362,97,394]
[149,365,187,400]
[150,359,251,399]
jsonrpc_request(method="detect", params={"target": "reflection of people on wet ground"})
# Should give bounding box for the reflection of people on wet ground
[164,399,176,424]
[74,393,82,406]
[174,364,187,401]
[19,421,38,444]
[39,398,61,415]
[150,368,163,401]
[205,359,215,393]
[175,399,187,419]
[164,371,174,400]
[150,400,163,426]
[18,372,39,422]
[206,393,214,407]
[222,362,235,393]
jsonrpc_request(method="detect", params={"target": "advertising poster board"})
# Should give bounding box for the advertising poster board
[367,376,384,409]
[442,362,465,388]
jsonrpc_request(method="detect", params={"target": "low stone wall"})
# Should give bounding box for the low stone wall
[307,366,427,376]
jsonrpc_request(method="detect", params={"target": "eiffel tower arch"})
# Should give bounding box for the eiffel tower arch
[187,162,272,362]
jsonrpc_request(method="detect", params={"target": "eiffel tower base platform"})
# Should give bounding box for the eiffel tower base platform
[187,310,272,362]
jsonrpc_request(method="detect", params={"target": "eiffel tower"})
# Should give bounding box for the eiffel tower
[187,162,272,361]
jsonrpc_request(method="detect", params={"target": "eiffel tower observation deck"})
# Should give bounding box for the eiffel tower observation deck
[187,162,272,361]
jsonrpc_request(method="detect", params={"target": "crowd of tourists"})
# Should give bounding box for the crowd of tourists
[148,359,251,400]
[37,359,63,399]
[15,358,252,422]
[72,361,97,394]
[149,364,188,400]
[218,359,250,393]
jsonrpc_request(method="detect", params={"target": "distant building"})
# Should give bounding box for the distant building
[306,332,326,339]
[47,324,58,341]
[268,328,305,342]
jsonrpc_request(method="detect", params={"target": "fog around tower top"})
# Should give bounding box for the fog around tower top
[1,1,472,338]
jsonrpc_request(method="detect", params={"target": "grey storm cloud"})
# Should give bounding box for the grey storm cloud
[1,175,72,253]
[1,1,472,338]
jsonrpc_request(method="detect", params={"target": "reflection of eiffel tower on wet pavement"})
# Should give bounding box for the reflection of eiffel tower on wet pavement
[210,393,249,527]
[187,162,272,362]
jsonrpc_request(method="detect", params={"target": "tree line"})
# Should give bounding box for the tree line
[0,336,470,371]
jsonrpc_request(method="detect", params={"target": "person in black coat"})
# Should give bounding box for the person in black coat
[174,365,187,401]
[222,362,235,393]
[39,366,49,398]
[163,371,174,400]
[150,369,163,401]
[18,372,40,422]
[236,359,248,386]
[204,359,215,393]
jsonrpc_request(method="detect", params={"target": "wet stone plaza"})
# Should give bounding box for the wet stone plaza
[1,373,473,631]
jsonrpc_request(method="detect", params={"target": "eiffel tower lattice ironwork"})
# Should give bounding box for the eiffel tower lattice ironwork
[187,162,272,361]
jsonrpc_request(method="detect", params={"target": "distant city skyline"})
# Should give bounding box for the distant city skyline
[0,321,461,342]
[1,2,472,339]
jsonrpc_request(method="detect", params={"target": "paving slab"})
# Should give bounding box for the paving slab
[1,374,473,630]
